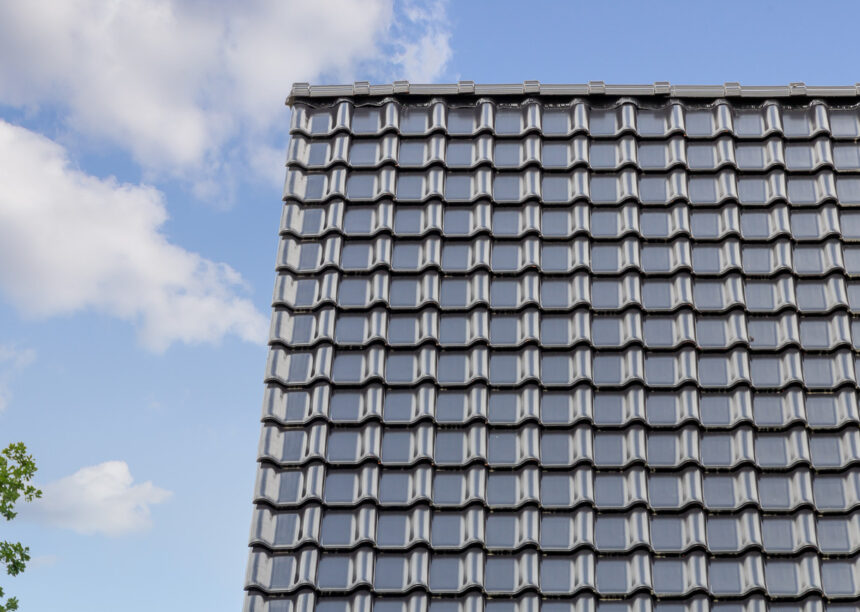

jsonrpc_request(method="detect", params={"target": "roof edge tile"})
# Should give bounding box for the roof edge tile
[287,81,860,105]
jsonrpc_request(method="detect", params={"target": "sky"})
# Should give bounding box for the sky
[0,0,859,610]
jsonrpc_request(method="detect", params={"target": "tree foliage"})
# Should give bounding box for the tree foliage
[0,443,41,612]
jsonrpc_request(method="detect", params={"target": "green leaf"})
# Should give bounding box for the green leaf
[0,442,42,522]
[0,584,20,611]
[0,442,41,610]
[0,542,29,577]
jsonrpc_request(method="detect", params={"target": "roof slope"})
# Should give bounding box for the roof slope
[246,84,860,612]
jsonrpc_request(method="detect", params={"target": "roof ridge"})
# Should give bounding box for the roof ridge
[287,81,860,105]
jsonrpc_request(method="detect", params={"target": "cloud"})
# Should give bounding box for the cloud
[23,461,171,537]
[0,0,453,191]
[0,120,268,351]
[0,344,36,412]
[391,0,453,83]
[27,555,59,570]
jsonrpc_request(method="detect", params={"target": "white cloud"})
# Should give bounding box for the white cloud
[391,0,453,83]
[0,1,451,345]
[0,120,268,351]
[0,344,36,412]
[0,0,453,190]
[27,555,59,570]
[24,461,171,537]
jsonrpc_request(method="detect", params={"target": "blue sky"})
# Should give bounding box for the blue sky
[0,1,859,610]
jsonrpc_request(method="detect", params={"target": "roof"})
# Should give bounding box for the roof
[287,81,860,104]
[246,85,860,612]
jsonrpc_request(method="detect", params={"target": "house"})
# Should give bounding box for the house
[245,81,860,611]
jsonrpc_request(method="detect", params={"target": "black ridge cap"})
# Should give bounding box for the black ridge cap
[286,80,860,106]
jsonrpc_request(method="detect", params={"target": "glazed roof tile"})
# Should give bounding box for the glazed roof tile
[246,84,860,611]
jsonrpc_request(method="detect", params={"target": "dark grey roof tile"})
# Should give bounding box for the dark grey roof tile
[709,553,765,596]
[765,554,822,597]
[650,509,706,552]
[761,511,816,554]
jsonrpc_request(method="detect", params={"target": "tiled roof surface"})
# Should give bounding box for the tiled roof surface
[246,85,860,611]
